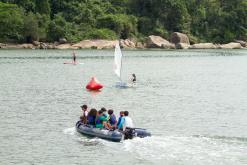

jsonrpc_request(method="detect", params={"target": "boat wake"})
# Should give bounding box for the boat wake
[117,135,247,164]
[63,127,76,135]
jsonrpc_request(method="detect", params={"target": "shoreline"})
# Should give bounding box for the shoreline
[0,34,246,50]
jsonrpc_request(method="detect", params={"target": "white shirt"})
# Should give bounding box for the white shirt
[82,110,88,117]
[123,116,134,129]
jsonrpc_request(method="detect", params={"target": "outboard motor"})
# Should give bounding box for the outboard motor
[124,128,136,140]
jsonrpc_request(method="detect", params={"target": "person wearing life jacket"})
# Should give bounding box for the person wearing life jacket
[80,105,88,124]
[108,109,117,127]
[95,110,111,129]
[117,111,124,129]
[87,108,97,126]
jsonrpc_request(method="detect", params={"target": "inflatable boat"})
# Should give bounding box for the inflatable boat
[76,121,123,142]
[76,121,151,142]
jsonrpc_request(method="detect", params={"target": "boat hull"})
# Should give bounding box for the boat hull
[76,121,123,142]
[76,121,151,142]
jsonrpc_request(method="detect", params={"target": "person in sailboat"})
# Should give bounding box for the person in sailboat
[129,74,136,83]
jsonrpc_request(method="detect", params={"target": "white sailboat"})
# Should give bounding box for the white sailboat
[114,41,128,87]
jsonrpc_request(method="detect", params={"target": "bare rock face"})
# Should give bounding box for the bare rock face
[189,43,217,49]
[170,32,190,45]
[219,42,242,49]
[146,35,174,48]
[233,40,246,47]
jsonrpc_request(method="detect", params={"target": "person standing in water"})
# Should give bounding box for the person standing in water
[72,51,76,63]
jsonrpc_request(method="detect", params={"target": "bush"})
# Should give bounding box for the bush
[97,14,137,39]
[84,28,117,40]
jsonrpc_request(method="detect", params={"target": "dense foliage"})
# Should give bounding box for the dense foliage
[0,0,246,43]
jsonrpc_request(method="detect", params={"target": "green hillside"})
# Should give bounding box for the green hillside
[0,0,246,43]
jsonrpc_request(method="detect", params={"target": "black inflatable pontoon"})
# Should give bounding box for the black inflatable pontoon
[76,121,151,142]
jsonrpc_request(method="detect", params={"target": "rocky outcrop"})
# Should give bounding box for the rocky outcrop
[219,42,242,49]
[72,40,117,49]
[146,35,175,49]
[189,43,217,49]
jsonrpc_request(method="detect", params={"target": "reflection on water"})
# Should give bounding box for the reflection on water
[0,49,247,165]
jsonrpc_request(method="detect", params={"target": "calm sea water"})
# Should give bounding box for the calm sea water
[0,49,247,165]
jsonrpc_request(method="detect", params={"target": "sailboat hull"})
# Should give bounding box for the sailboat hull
[115,81,128,88]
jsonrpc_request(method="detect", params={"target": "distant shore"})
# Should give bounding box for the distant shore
[0,33,246,50]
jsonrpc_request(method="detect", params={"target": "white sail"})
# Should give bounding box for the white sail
[114,41,122,79]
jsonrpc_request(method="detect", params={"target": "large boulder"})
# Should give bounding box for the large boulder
[219,42,242,49]
[189,43,217,49]
[146,35,174,48]
[170,32,190,49]
[170,32,190,45]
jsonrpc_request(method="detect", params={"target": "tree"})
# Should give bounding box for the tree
[0,2,25,42]
[36,0,50,15]
[23,12,39,42]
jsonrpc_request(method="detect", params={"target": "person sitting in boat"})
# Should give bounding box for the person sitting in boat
[80,104,88,124]
[122,111,134,130]
[108,109,117,127]
[101,107,110,121]
[87,108,97,126]
[117,111,124,129]
[95,110,112,129]
[129,74,136,83]
[122,111,135,139]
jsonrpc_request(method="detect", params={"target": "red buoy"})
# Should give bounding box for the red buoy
[86,77,103,90]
